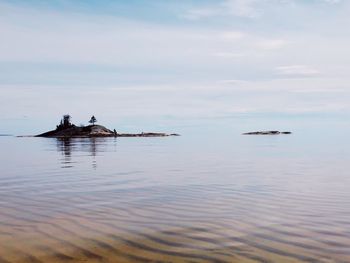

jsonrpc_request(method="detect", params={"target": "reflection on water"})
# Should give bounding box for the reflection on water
[0,135,350,262]
[57,138,73,168]
[56,137,117,169]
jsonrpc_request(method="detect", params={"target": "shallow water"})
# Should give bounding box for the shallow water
[0,131,350,263]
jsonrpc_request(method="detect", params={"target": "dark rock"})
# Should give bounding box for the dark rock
[243,131,292,135]
[36,125,114,138]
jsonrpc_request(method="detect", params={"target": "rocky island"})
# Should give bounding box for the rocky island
[242,131,292,135]
[36,115,179,138]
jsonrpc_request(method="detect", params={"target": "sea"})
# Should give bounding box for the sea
[0,118,350,262]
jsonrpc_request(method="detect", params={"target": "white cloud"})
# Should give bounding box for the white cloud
[214,52,246,58]
[182,0,344,21]
[256,39,289,50]
[223,0,262,18]
[181,8,218,20]
[220,31,246,40]
[276,65,320,77]
[217,79,250,85]
[322,0,342,4]
[0,4,290,68]
[181,0,265,20]
[182,0,263,20]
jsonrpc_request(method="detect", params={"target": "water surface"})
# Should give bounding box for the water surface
[0,131,350,262]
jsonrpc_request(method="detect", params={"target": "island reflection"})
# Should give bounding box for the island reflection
[56,137,117,169]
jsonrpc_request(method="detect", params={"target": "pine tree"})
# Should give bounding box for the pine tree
[89,115,97,126]
[57,114,72,130]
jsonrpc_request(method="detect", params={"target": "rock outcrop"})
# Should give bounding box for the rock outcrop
[36,125,113,137]
[242,131,292,135]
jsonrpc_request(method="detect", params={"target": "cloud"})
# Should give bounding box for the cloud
[214,52,246,58]
[322,0,342,4]
[181,8,219,20]
[217,79,250,85]
[182,0,262,20]
[0,4,289,70]
[220,31,246,40]
[223,0,262,18]
[0,4,220,66]
[256,39,289,50]
[181,0,344,21]
[276,65,320,77]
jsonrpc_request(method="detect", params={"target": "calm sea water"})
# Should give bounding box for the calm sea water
[1,126,350,262]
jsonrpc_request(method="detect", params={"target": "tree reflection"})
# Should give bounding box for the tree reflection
[90,138,97,169]
[56,137,117,169]
[57,138,73,168]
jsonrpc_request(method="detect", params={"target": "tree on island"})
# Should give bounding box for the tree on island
[89,115,97,126]
[63,115,72,127]
[56,114,73,130]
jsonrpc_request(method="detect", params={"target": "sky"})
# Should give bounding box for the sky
[0,0,349,134]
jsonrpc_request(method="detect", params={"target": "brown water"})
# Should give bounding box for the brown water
[0,134,350,263]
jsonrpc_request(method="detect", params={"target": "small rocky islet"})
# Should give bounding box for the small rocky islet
[36,115,180,138]
[242,131,292,135]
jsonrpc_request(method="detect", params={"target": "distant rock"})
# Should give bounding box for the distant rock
[116,132,176,137]
[242,131,292,135]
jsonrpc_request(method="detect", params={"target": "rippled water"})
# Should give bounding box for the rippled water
[1,132,350,263]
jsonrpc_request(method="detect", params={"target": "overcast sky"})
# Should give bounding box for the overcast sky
[0,0,349,134]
